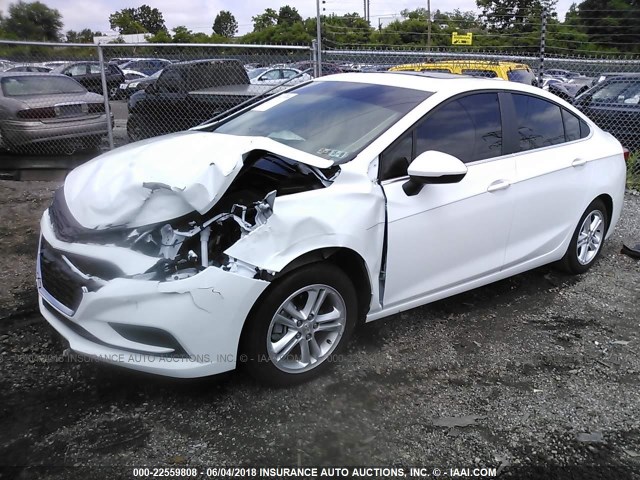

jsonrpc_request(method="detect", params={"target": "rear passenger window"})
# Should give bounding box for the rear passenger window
[512,94,565,151]
[415,93,502,163]
[562,109,581,141]
[579,119,590,138]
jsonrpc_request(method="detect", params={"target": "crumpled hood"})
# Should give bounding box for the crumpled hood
[63,131,333,229]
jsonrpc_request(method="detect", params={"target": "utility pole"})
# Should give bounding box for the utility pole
[539,6,547,87]
[426,0,432,50]
[316,0,322,77]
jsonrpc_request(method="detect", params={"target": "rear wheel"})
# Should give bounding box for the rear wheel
[559,198,608,274]
[241,263,357,386]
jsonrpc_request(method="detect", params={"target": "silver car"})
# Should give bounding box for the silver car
[0,72,110,154]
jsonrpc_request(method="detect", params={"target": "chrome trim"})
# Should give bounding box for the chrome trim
[36,236,77,318]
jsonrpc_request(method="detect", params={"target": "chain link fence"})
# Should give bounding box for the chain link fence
[0,39,638,176]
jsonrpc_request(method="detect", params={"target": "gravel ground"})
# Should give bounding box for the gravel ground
[0,180,639,480]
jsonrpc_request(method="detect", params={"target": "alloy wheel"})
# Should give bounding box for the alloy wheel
[267,284,346,374]
[576,209,605,265]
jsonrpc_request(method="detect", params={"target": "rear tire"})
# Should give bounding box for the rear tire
[240,263,357,386]
[559,198,608,274]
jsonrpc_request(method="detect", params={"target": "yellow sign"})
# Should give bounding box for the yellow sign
[451,32,473,45]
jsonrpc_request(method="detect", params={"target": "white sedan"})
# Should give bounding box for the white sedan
[37,73,627,385]
[248,67,312,86]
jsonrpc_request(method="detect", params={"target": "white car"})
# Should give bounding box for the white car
[248,67,312,86]
[37,73,627,385]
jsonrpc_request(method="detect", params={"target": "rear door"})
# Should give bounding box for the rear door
[502,92,593,268]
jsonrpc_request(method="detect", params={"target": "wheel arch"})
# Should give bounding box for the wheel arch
[237,247,372,359]
[276,247,372,321]
[594,193,613,233]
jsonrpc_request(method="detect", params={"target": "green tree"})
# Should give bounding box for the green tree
[322,13,373,46]
[252,8,278,31]
[65,28,100,43]
[0,1,63,41]
[212,10,238,37]
[147,29,171,42]
[109,5,166,34]
[278,5,303,25]
[171,25,194,43]
[476,0,557,32]
[573,0,640,52]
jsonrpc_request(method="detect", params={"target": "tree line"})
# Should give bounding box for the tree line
[0,0,638,54]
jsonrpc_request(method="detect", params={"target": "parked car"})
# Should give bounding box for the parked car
[115,69,160,99]
[573,73,640,150]
[119,58,171,76]
[5,64,52,73]
[127,59,287,141]
[41,61,69,69]
[51,62,125,98]
[390,60,537,85]
[291,61,344,76]
[0,72,110,154]
[546,80,588,102]
[544,68,583,79]
[122,69,148,81]
[248,67,312,85]
[37,72,626,385]
[0,60,15,71]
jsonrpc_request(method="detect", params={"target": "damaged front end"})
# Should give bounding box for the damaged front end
[36,134,340,377]
[47,147,339,283]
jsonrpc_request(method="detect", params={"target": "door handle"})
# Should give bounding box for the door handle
[572,158,587,167]
[487,179,511,192]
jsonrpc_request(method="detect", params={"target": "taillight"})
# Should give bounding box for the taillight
[88,103,105,114]
[16,107,56,119]
[623,147,630,162]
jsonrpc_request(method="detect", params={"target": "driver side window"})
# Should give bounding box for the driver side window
[379,92,502,181]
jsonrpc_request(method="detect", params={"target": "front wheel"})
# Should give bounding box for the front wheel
[559,198,608,274]
[241,263,357,386]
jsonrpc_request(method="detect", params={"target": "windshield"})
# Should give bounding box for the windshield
[214,81,432,163]
[591,80,640,104]
[1,75,86,96]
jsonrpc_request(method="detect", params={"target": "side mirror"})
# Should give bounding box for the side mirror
[402,151,468,196]
[145,83,156,94]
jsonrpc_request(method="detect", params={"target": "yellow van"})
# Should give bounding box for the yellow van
[389,60,537,85]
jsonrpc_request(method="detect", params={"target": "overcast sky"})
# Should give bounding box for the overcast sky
[0,0,576,36]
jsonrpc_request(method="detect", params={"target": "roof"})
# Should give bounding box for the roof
[317,71,506,92]
[315,71,563,104]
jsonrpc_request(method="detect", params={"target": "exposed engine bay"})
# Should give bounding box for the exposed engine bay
[47,151,340,283]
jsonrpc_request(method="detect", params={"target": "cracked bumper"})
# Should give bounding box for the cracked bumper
[37,212,269,378]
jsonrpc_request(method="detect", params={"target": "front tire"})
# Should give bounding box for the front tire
[241,263,357,386]
[559,198,608,274]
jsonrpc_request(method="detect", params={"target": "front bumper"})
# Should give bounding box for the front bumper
[37,210,269,378]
